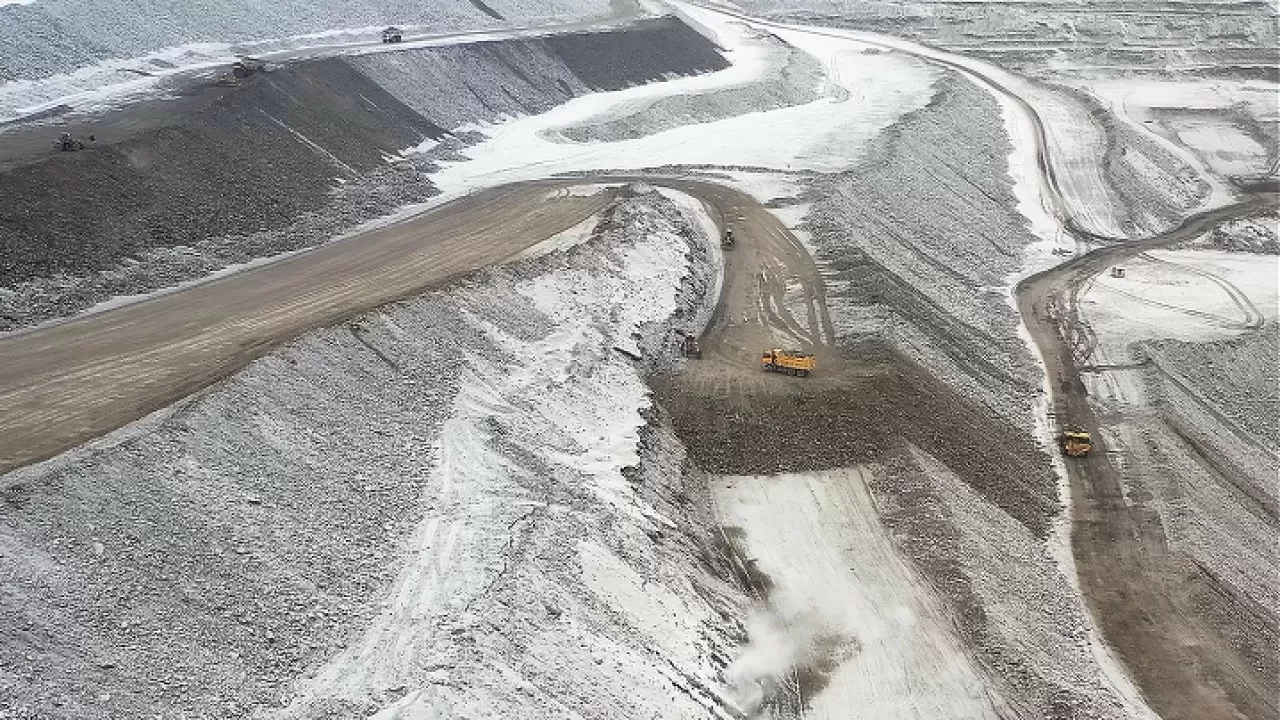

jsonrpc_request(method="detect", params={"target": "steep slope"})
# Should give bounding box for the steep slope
[0,188,751,719]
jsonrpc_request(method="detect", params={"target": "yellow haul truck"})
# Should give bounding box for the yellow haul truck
[1060,428,1093,457]
[761,348,815,377]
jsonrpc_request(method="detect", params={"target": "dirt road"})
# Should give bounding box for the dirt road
[0,183,620,477]
[0,177,832,479]
[1016,191,1280,720]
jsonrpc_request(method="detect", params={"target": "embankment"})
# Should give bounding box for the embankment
[0,16,728,330]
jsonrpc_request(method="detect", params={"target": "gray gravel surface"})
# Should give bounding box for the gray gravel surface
[350,17,728,131]
[744,0,1278,79]
[559,30,823,143]
[1187,215,1280,253]
[1144,322,1279,449]
[0,58,446,295]
[1051,83,1212,236]
[868,447,1132,719]
[0,305,466,719]
[804,73,1045,429]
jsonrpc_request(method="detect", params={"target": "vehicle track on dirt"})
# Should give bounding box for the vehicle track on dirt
[682,8,1277,715]
[0,176,831,480]
[1016,191,1280,720]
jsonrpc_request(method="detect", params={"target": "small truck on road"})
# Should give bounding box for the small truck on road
[761,348,814,377]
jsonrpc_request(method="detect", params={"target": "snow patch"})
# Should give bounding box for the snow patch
[1084,249,1278,346]
[417,9,938,193]
[275,189,738,717]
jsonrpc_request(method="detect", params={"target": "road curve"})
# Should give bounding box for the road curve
[681,1,1210,244]
[1015,191,1280,720]
[0,177,800,480]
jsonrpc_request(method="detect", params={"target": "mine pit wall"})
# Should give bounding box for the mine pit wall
[0,16,728,330]
[0,0,617,84]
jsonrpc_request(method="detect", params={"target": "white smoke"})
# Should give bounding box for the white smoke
[725,606,857,717]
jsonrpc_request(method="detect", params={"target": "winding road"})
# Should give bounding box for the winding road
[697,6,1280,716]
[1015,191,1279,720]
[2,5,1276,718]
[0,177,816,480]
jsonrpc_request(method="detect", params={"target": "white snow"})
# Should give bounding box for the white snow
[1083,77,1280,128]
[1078,77,1279,199]
[0,43,232,123]
[1171,122,1268,176]
[674,4,1129,244]
[657,186,727,308]
[1084,249,1278,346]
[714,468,1002,718]
[417,7,939,193]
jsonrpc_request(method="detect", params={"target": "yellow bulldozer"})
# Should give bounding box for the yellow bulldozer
[761,348,814,377]
[1060,428,1092,457]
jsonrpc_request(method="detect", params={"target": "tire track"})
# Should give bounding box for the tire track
[1016,192,1279,720]
[1137,251,1264,329]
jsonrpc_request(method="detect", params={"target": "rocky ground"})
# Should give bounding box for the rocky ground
[804,73,1045,430]
[2,3,1273,718]
[743,0,1277,80]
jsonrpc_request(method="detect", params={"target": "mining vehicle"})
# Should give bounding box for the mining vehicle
[721,228,735,250]
[1110,267,1126,278]
[1060,428,1093,457]
[382,27,404,43]
[682,334,702,359]
[231,57,266,79]
[52,132,94,151]
[761,348,814,377]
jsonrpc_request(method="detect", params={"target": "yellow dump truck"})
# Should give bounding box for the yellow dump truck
[1060,428,1092,457]
[761,348,815,377]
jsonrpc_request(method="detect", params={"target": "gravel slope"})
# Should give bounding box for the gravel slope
[0,0,622,83]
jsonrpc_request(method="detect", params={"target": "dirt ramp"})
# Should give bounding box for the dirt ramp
[659,355,1059,539]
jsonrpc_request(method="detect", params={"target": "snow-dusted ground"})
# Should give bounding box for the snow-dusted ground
[5,2,1270,717]
[274,187,751,718]
[1081,77,1278,181]
[714,468,1002,719]
[0,0,622,118]
[1076,242,1280,701]
[1083,250,1278,348]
